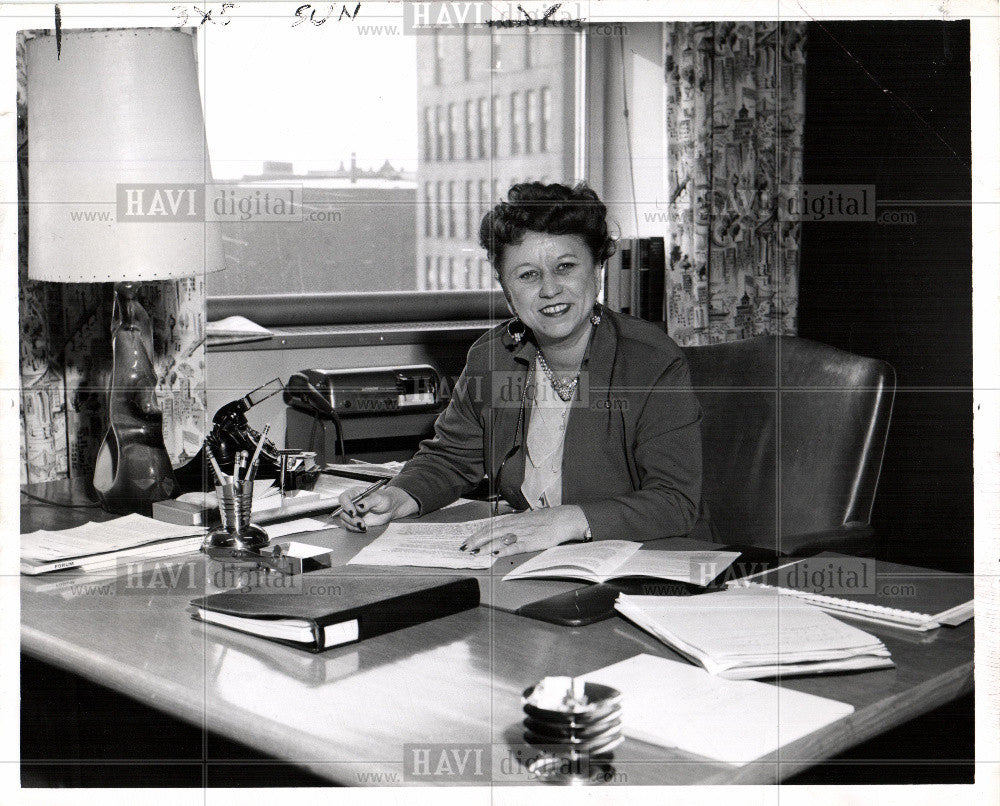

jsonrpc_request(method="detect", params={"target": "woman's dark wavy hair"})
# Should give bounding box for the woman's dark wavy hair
[478,182,616,276]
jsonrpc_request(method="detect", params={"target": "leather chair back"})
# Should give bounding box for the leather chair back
[682,336,895,552]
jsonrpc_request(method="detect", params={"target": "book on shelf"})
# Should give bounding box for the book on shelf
[731,553,974,631]
[614,587,894,680]
[190,575,480,653]
[502,540,740,586]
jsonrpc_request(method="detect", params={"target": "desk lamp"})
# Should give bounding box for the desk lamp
[26,28,224,515]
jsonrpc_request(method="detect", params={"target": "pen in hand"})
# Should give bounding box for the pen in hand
[330,478,390,532]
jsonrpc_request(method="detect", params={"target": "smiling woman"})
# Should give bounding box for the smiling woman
[335,182,704,557]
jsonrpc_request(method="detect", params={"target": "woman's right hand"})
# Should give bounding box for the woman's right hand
[336,485,418,533]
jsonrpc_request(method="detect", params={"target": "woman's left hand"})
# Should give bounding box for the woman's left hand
[460,505,590,558]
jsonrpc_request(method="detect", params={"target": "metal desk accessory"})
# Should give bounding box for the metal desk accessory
[521,677,623,785]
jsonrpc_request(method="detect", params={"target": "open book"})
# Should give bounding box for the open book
[502,540,741,586]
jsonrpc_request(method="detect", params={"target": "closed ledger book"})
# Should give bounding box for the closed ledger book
[191,575,479,652]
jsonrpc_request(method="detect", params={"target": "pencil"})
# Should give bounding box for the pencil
[206,445,227,488]
[246,423,271,483]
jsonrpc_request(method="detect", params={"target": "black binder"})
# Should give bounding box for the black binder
[191,575,480,652]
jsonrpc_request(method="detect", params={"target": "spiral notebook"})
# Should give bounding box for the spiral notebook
[730,553,973,632]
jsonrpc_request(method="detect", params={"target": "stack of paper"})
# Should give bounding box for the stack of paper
[581,654,855,766]
[347,519,498,569]
[21,514,204,575]
[615,588,893,680]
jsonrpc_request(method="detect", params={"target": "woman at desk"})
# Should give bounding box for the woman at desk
[338,182,702,557]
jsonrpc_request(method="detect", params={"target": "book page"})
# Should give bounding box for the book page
[503,540,641,581]
[347,518,498,569]
[611,550,742,585]
[21,514,201,562]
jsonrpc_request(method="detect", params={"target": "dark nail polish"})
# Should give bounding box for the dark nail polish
[459,543,468,552]
[469,548,479,555]
[491,549,500,556]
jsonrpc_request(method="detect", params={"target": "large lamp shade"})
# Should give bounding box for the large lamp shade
[26,27,224,281]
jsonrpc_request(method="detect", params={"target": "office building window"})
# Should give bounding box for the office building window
[464,258,473,289]
[435,181,444,236]
[422,107,432,162]
[477,179,488,222]
[447,181,456,237]
[541,87,552,152]
[435,106,446,162]
[425,256,435,289]
[510,92,521,155]
[447,103,458,161]
[435,256,444,288]
[526,89,537,154]
[524,30,533,69]
[479,259,492,289]
[423,182,432,237]
[434,31,445,85]
[465,180,474,238]
[465,100,475,160]
[490,30,501,71]
[492,177,500,204]
[477,97,488,159]
[492,94,503,159]
[463,29,472,80]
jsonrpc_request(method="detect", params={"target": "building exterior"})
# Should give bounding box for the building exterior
[415,27,577,290]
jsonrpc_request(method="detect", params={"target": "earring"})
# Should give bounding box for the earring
[590,305,602,327]
[507,317,526,344]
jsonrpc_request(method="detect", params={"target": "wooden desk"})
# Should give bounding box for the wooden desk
[20,483,974,786]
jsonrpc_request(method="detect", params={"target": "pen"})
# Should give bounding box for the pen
[329,478,390,524]
[246,423,271,484]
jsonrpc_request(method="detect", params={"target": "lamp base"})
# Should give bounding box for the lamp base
[92,282,177,516]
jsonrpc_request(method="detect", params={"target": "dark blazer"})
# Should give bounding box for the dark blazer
[389,307,703,541]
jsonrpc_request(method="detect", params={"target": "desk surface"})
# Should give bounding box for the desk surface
[20,483,974,786]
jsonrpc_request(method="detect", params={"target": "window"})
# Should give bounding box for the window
[447,103,458,161]
[463,29,472,80]
[423,182,432,236]
[524,30,532,69]
[435,256,444,288]
[479,259,492,289]
[464,100,475,160]
[465,180,474,238]
[526,89,537,154]
[492,178,500,204]
[447,181,456,237]
[540,87,552,153]
[435,181,444,237]
[434,31,445,85]
[196,23,589,301]
[435,106,446,162]
[477,97,488,159]
[492,94,503,158]
[422,107,432,162]
[464,258,473,288]
[490,30,501,71]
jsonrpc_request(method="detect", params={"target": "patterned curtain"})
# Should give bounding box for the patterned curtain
[17,31,208,485]
[664,22,806,346]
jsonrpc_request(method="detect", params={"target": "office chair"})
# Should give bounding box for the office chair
[682,336,896,557]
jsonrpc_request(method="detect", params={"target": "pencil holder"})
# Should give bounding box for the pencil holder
[203,483,269,550]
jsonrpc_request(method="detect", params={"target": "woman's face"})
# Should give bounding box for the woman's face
[498,231,602,349]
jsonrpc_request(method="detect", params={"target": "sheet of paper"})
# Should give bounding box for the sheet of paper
[21,514,201,562]
[582,653,854,766]
[347,518,498,569]
[504,540,641,580]
[264,517,342,539]
[613,550,742,585]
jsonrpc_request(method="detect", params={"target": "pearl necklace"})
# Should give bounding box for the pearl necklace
[536,351,579,402]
